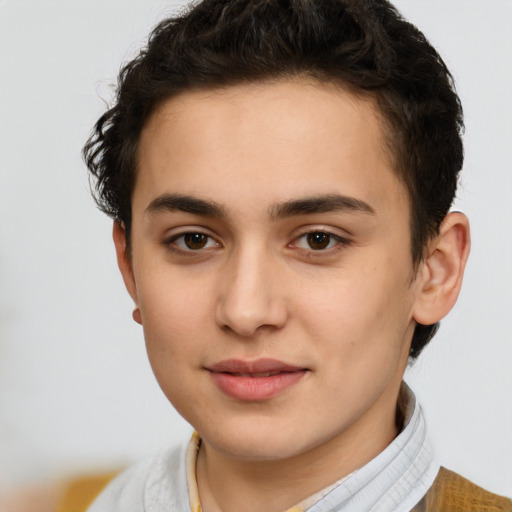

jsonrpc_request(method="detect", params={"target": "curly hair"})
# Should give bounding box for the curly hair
[83,0,464,359]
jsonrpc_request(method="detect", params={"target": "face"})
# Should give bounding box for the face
[119,79,427,465]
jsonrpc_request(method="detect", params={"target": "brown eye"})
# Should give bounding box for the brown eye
[306,232,332,250]
[166,231,220,253]
[183,233,209,250]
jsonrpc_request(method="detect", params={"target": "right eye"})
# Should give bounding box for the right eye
[167,232,220,252]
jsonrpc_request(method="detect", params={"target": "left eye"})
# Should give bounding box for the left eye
[171,232,219,251]
[295,232,342,251]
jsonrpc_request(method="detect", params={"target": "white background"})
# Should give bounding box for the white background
[0,0,511,497]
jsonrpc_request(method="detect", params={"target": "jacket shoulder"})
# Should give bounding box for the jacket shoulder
[413,467,512,512]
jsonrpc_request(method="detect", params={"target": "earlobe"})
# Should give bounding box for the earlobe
[132,307,142,325]
[113,221,141,319]
[412,212,471,326]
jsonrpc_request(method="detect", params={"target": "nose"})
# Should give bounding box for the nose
[215,244,288,337]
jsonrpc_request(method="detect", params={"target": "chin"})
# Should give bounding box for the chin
[209,436,305,461]
[195,416,330,462]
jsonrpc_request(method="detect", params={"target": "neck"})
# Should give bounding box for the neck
[196,382,404,512]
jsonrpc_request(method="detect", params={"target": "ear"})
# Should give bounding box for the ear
[113,221,142,324]
[412,212,471,325]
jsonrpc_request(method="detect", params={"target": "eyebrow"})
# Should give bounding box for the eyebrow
[145,194,227,218]
[145,193,375,220]
[269,194,375,219]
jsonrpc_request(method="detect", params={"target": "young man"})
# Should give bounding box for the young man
[83,1,510,511]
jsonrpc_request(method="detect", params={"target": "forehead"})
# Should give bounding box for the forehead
[134,79,408,220]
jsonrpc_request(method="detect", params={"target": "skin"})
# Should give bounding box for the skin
[114,79,470,512]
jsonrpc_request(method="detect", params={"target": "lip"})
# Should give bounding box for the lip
[206,358,308,401]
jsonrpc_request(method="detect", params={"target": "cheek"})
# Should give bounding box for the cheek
[137,278,211,409]
[297,256,414,360]
[135,266,214,362]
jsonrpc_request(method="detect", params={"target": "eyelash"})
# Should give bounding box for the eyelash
[292,231,350,253]
[163,230,350,255]
[164,231,220,253]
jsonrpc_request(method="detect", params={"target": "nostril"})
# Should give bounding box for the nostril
[216,301,287,337]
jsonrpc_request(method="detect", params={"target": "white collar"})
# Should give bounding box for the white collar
[293,382,439,512]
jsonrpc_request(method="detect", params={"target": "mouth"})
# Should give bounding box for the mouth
[206,358,308,401]
[227,371,284,378]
